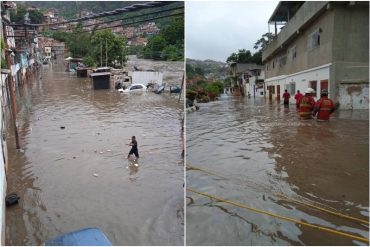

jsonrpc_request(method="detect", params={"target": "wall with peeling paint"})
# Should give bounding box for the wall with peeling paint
[338,84,369,110]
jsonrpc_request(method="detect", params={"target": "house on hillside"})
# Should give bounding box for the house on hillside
[229,62,264,96]
[262,1,369,109]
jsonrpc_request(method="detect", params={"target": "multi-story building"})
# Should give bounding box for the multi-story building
[244,69,265,98]
[262,1,369,109]
[229,62,264,96]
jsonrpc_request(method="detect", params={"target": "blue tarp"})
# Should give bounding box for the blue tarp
[44,227,112,246]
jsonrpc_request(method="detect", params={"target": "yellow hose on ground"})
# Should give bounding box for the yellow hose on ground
[187,187,369,243]
[186,163,369,226]
[276,193,369,225]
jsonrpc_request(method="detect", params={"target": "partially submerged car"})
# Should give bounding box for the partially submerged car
[118,83,147,93]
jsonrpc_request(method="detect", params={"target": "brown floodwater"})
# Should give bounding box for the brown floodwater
[5,58,184,245]
[186,95,369,245]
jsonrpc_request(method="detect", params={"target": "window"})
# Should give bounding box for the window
[288,46,297,60]
[290,82,296,95]
[308,30,321,50]
[279,55,287,67]
[272,61,275,68]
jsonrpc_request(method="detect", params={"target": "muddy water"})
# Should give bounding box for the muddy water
[5,58,184,245]
[186,95,369,245]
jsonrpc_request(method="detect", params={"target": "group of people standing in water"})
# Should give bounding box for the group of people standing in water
[282,88,337,121]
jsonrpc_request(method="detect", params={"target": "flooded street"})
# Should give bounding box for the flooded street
[186,95,369,245]
[5,58,184,245]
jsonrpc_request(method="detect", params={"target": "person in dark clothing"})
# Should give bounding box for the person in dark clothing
[127,136,139,159]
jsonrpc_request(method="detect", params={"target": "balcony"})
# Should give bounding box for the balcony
[262,1,328,62]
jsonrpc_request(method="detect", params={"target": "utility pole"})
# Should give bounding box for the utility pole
[178,73,184,103]
[100,41,102,67]
[105,39,107,67]
[121,46,123,69]
[2,24,20,149]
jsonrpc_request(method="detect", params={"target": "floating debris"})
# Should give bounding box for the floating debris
[6,193,20,207]
[60,126,65,129]
[93,173,99,177]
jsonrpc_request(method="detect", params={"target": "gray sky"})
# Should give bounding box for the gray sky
[186,1,279,62]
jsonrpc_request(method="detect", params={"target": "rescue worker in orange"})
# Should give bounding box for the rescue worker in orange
[312,89,336,121]
[294,90,303,108]
[298,88,316,119]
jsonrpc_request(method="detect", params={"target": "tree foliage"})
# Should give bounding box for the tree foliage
[143,16,184,61]
[10,5,45,24]
[90,29,127,67]
[254,32,275,51]
[65,25,92,58]
[226,49,262,65]
[53,27,127,68]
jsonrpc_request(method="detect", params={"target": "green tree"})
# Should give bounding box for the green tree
[66,24,92,58]
[10,5,44,24]
[143,15,184,61]
[161,44,183,61]
[28,9,45,24]
[145,35,167,60]
[237,49,252,63]
[91,29,127,67]
[254,32,275,51]
[52,31,69,42]
[226,52,238,63]
[161,17,184,45]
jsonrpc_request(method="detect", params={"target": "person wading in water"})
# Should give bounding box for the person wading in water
[127,136,139,159]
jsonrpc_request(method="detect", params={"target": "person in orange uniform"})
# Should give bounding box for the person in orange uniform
[313,89,336,121]
[298,88,316,119]
[294,90,303,108]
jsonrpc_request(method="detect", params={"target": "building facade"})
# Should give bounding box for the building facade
[262,1,369,109]
[229,63,264,96]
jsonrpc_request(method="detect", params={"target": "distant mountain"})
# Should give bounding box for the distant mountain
[186,58,228,81]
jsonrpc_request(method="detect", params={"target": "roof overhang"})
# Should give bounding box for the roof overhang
[268,1,305,24]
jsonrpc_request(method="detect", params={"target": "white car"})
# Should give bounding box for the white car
[118,84,147,93]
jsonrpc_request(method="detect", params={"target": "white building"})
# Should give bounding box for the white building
[241,69,265,98]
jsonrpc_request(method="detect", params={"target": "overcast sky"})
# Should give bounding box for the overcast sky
[186,1,279,62]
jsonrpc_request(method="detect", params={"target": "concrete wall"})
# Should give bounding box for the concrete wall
[263,1,329,62]
[265,63,331,102]
[330,2,369,109]
[264,8,335,79]
[129,71,163,86]
[337,83,369,109]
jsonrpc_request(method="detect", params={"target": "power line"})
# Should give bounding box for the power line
[81,5,183,29]
[10,1,177,27]
[69,11,184,34]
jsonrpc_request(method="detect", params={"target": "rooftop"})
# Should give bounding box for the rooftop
[268,1,305,24]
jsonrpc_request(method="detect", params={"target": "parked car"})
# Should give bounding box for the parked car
[118,83,147,93]
[154,85,165,94]
[169,85,181,94]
